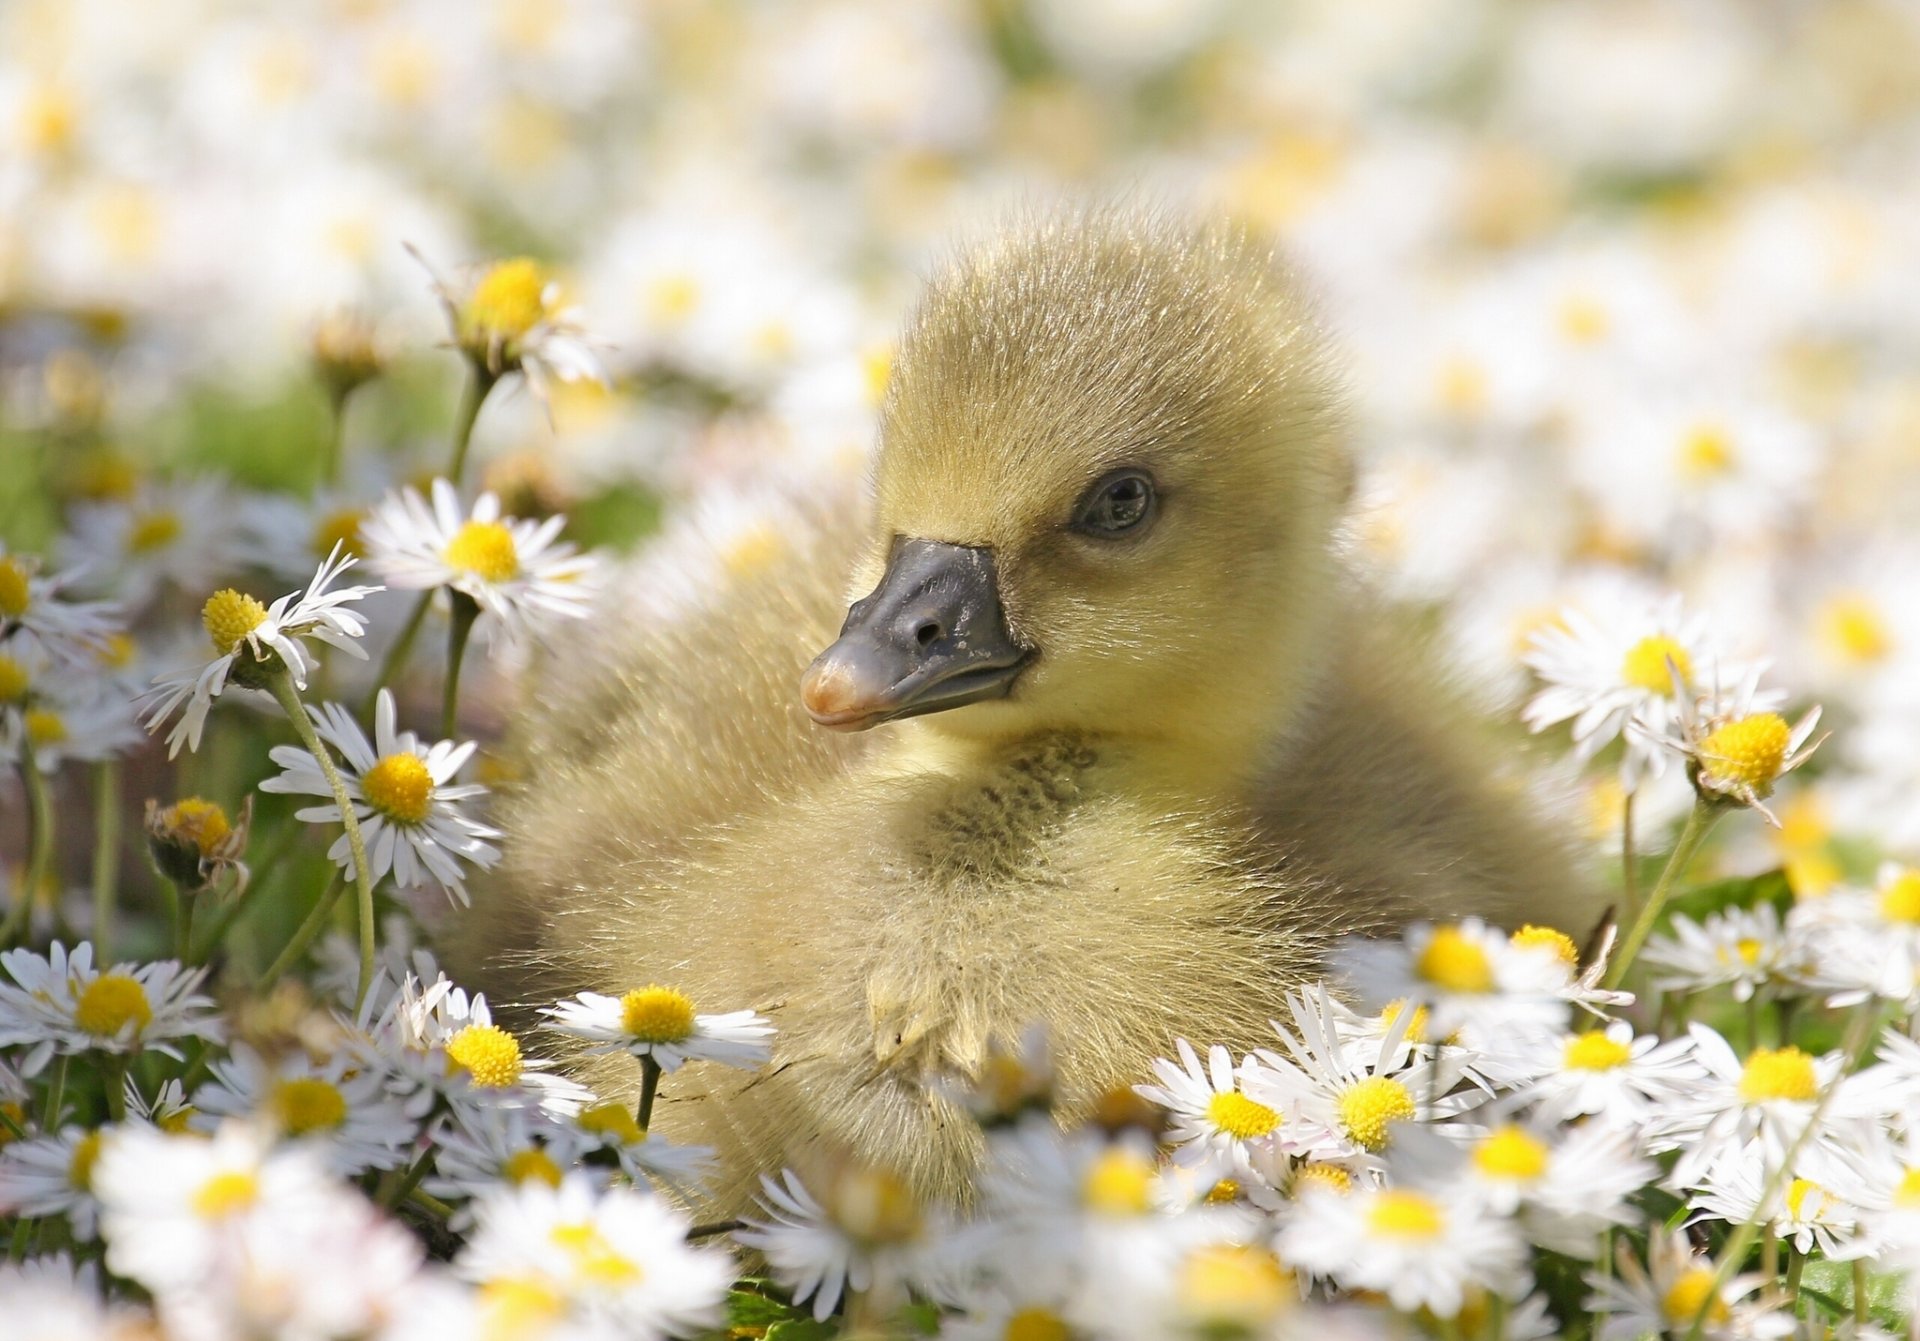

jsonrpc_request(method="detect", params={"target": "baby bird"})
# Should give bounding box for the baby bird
[455,206,1597,1210]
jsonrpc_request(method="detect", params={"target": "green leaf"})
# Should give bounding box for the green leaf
[764,1319,839,1341]
[1799,1259,1908,1331]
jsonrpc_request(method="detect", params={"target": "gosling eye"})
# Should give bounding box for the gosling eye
[1071,469,1158,538]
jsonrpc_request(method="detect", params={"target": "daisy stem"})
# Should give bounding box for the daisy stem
[636,1054,662,1133]
[156,877,184,960]
[441,590,480,739]
[1761,1223,1777,1281]
[381,1146,436,1210]
[3,741,53,947]
[189,821,300,964]
[1603,798,1722,991]
[256,871,345,993]
[321,383,352,487]
[1785,1244,1804,1307]
[364,591,433,717]
[41,1056,67,1130]
[1685,1000,1882,1340]
[1851,1257,1867,1326]
[90,759,120,963]
[104,1056,127,1122]
[684,1218,744,1240]
[1620,788,1638,916]
[446,362,499,486]
[266,670,378,1011]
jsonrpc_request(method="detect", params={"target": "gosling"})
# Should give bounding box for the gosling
[454,205,1599,1211]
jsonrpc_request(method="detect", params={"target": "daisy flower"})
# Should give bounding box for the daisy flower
[0,941,221,1075]
[140,543,382,758]
[0,1253,152,1339]
[424,1102,595,1222]
[1277,1179,1528,1319]
[125,1077,194,1133]
[1691,1152,1864,1258]
[0,1126,106,1239]
[0,544,120,665]
[260,689,499,903]
[572,1100,718,1193]
[1135,1039,1285,1166]
[1584,1229,1793,1341]
[1661,1024,1853,1188]
[1333,920,1572,1046]
[192,1042,419,1175]
[58,478,252,610]
[1,682,141,771]
[360,478,597,645]
[737,1165,934,1323]
[1655,666,1824,825]
[1642,903,1810,1003]
[1524,589,1747,787]
[455,1174,732,1341]
[1496,1020,1707,1134]
[1788,864,1920,1009]
[427,253,608,403]
[540,984,773,1073]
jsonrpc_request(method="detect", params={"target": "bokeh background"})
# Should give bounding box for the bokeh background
[6,0,1920,879]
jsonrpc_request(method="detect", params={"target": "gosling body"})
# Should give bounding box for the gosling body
[455,207,1597,1210]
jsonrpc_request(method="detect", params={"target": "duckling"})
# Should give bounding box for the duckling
[454,205,1598,1210]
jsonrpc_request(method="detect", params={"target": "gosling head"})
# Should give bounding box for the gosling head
[802,207,1350,771]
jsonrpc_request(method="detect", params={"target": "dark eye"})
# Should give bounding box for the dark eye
[1072,469,1158,538]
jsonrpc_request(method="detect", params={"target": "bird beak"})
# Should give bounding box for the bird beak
[801,538,1033,731]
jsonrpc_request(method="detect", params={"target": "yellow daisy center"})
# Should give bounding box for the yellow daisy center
[160,1105,196,1134]
[202,588,268,655]
[1416,925,1494,993]
[1177,1243,1292,1326]
[1366,1189,1445,1240]
[618,985,697,1043]
[1473,1126,1549,1182]
[1880,872,1920,925]
[444,519,519,583]
[480,1277,567,1336]
[550,1220,642,1286]
[832,1167,923,1244]
[97,632,135,669]
[1739,1046,1818,1104]
[1819,593,1892,665]
[1338,1076,1416,1152]
[0,655,25,704]
[268,1077,348,1136]
[646,274,701,324]
[446,1023,523,1088]
[1662,1268,1729,1326]
[0,557,30,618]
[1621,634,1695,695]
[361,753,433,825]
[1294,1162,1353,1195]
[1380,999,1430,1043]
[502,1147,564,1187]
[1728,938,1764,965]
[1205,1089,1280,1140]
[1786,1177,1824,1222]
[1563,1029,1631,1072]
[1892,1167,1920,1209]
[192,1169,260,1218]
[1510,924,1578,966]
[74,972,152,1036]
[1082,1146,1155,1216]
[312,508,365,561]
[466,257,548,340]
[1700,714,1792,793]
[1002,1307,1070,1341]
[1677,423,1737,480]
[23,708,64,746]
[160,798,232,857]
[577,1101,643,1145]
[68,1131,102,1191]
[1204,1177,1241,1204]
[1557,294,1611,344]
[128,510,182,553]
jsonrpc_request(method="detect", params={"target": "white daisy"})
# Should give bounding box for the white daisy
[455,1174,732,1341]
[260,688,500,903]
[1,682,141,771]
[1584,1229,1793,1341]
[0,1125,106,1239]
[0,544,120,665]
[140,543,382,758]
[736,1165,933,1323]
[1277,1179,1528,1319]
[192,1042,419,1175]
[58,478,252,611]
[360,478,597,645]
[1660,1024,1852,1188]
[125,1077,194,1133]
[540,985,774,1073]
[572,1100,718,1194]
[1643,903,1810,1003]
[1495,1020,1707,1135]
[424,1102,596,1223]
[1524,589,1760,788]
[1691,1150,1864,1259]
[1652,665,1824,825]
[426,253,609,404]
[1333,920,1572,1047]
[0,941,222,1075]
[0,1253,152,1339]
[1789,865,1920,1009]
[1135,1038,1285,1167]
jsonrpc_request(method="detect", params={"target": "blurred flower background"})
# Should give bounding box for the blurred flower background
[7,0,1920,1336]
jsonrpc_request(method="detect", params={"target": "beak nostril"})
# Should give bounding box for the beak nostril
[914,620,943,648]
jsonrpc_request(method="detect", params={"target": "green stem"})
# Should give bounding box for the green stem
[256,872,346,992]
[104,1056,128,1122]
[41,1056,67,1129]
[189,821,302,964]
[1604,798,1722,990]
[265,671,378,1010]
[1786,1246,1805,1310]
[636,1055,662,1133]
[155,876,184,962]
[441,592,480,739]
[363,591,433,717]
[406,1189,454,1221]
[0,1105,26,1142]
[1620,788,1638,919]
[321,385,350,488]
[1851,1257,1867,1327]
[382,1148,435,1209]
[446,363,499,485]
[90,760,120,961]
[4,742,53,945]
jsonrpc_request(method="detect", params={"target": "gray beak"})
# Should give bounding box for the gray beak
[800,538,1033,731]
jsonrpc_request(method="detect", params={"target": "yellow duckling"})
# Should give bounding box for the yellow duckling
[455,206,1598,1209]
